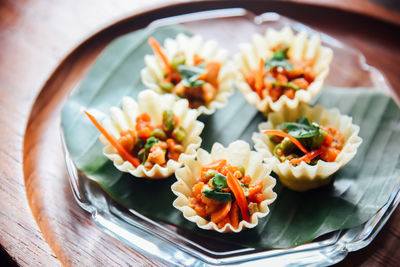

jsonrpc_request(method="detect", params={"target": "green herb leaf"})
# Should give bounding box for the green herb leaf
[181,78,205,88]
[265,59,294,71]
[272,49,288,60]
[202,189,232,203]
[144,136,159,150]
[296,117,311,126]
[212,173,229,190]
[281,118,320,139]
[265,48,293,71]
[177,65,206,88]
[178,65,205,79]
[140,136,159,163]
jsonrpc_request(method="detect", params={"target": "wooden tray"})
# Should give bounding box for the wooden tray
[23,1,400,266]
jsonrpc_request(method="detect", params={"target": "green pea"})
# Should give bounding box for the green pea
[171,53,186,70]
[281,137,294,153]
[269,134,283,144]
[162,110,175,132]
[172,126,186,143]
[159,81,174,93]
[205,169,218,180]
[151,128,167,141]
[273,144,283,158]
[312,129,327,150]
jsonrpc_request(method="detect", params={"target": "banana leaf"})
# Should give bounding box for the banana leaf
[61,25,400,249]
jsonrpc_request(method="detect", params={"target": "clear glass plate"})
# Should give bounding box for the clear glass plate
[62,8,400,266]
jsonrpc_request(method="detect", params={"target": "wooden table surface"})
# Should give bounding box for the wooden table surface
[1,0,400,266]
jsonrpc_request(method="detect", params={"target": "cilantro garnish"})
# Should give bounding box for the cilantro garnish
[265,48,294,71]
[280,118,320,139]
[177,65,206,88]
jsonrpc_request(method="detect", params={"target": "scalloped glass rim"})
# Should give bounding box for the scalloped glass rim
[62,8,400,266]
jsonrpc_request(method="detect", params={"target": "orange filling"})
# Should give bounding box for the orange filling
[245,46,315,102]
[86,110,184,170]
[320,126,345,162]
[148,37,222,109]
[189,160,265,229]
[266,125,345,165]
[173,56,221,109]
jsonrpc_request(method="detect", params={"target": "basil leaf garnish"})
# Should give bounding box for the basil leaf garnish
[178,65,205,78]
[181,79,205,88]
[265,59,293,71]
[281,118,320,139]
[202,189,232,203]
[144,136,159,150]
[265,48,294,71]
[177,65,206,88]
[272,50,287,60]
[212,173,229,190]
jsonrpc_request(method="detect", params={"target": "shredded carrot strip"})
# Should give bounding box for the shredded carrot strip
[84,110,140,167]
[289,149,322,165]
[255,58,265,96]
[263,130,309,155]
[229,202,239,229]
[148,37,172,75]
[226,172,250,222]
[211,201,232,223]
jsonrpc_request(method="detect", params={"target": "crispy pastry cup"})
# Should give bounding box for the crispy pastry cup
[252,103,362,192]
[233,26,333,115]
[99,89,204,178]
[141,33,234,115]
[171,140,277,233]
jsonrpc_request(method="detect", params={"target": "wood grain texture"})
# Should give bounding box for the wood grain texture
[1,0,168,266]
[0,0,399,266]
[289,0,400,26]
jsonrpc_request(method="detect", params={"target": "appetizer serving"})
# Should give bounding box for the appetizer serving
[60,17,400,259]
[141,33,234,114]
[253,103,362,191]
[234,26,333,114]
[172,140,276,233]
[85,90,204,178]
[266,119,345,165]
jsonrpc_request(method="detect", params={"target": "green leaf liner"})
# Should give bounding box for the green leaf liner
[61,25,400,249]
